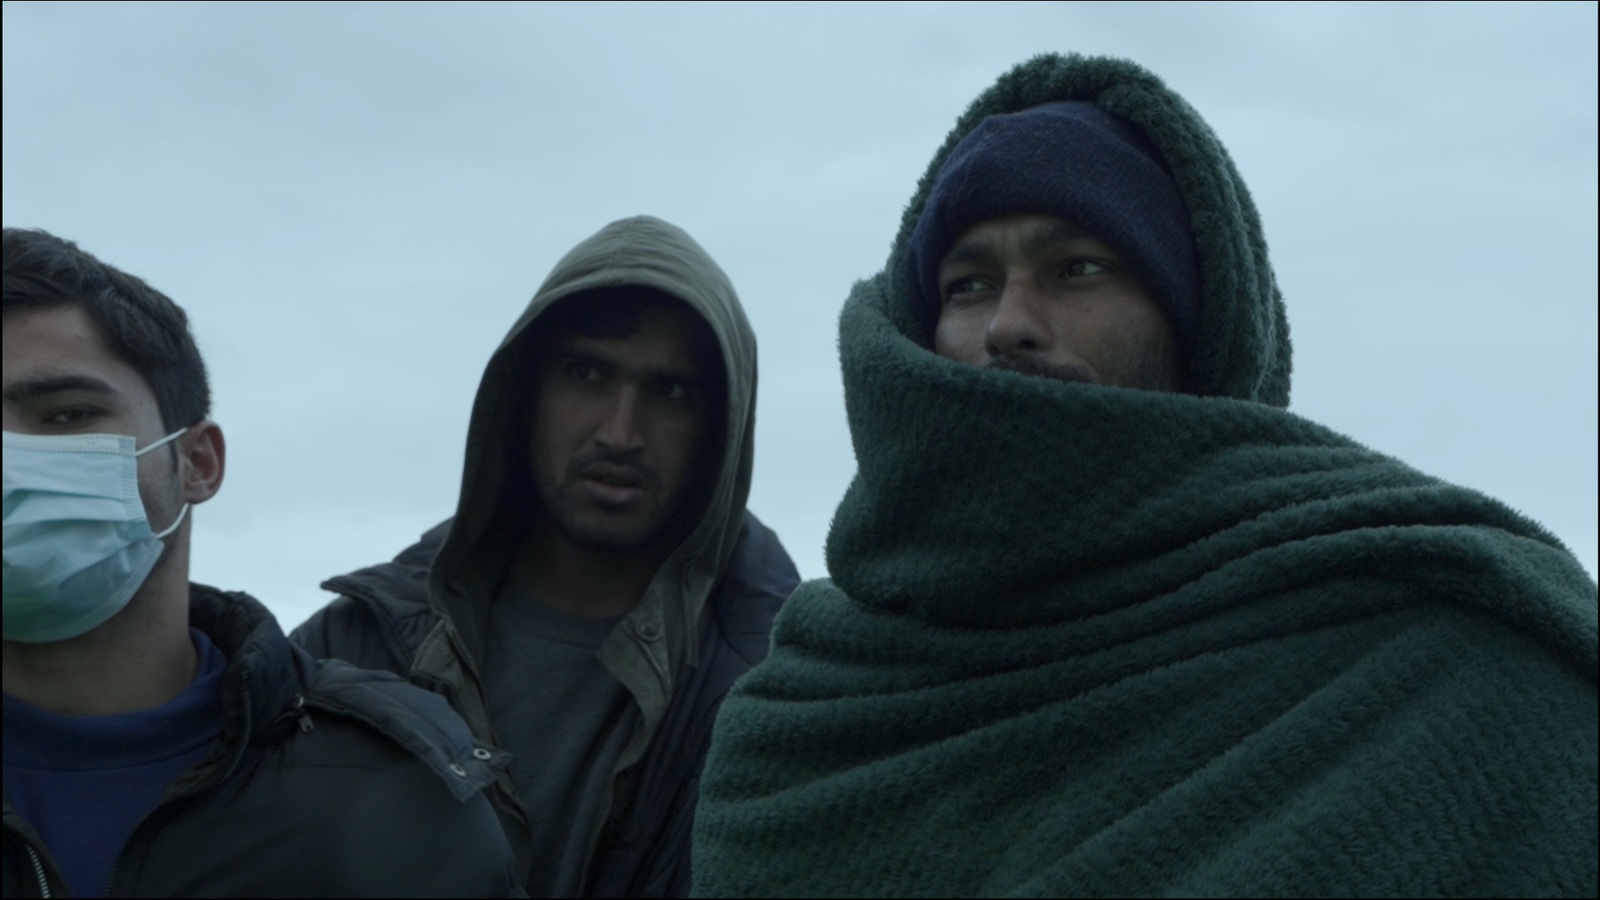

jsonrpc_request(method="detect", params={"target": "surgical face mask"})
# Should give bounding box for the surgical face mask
[3,428,190,643]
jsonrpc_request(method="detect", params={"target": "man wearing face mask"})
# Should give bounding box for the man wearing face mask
[2,228,519,898]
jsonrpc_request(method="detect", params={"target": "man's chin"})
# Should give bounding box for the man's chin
[550,507,664,554]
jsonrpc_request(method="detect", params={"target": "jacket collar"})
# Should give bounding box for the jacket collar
[178,584,306,790]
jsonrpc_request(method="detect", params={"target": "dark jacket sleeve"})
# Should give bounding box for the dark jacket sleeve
[291,594,415,677]
[291,658,526,897]
[290,523,453,676]
[713,511,800,665]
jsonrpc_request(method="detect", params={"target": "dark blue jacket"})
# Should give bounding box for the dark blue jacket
[3,585,519,898]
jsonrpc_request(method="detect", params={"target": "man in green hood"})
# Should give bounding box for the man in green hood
[294,216,799,897]
[692,55,1597,897]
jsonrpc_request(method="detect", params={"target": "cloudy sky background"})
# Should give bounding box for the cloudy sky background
[5,1,1596,630]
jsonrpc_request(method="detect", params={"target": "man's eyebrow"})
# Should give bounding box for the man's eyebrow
[940,221,1100,274]
[644,365,704,387]
[1021,220,1095,258]
[555,348,704,386]
[940,238,1000,273]
[3,374,120,404]
[554,348,615,368]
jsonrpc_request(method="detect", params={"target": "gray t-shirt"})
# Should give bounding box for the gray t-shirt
[483,579,640,897]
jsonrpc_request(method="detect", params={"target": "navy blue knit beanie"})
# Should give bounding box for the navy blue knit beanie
[907,101,1201,364]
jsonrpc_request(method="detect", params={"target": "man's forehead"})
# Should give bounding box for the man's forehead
[956,214,1091,243]
[4,306,129,383]
[2,305,158,418]
[941,214,1109,263]
[551,305,713,375]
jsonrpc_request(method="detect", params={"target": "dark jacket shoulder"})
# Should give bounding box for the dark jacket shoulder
[708,510,798,666]
[200,581,492,784]
[194,585,518,896]
[294,513,795,677]
[291,521,452,675]
[2,584,521,898]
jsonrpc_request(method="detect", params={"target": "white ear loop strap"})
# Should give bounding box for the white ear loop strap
[134,426,189,457]
[152,503,190,539]
[138,427,193,537]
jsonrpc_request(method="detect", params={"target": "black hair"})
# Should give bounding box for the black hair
[537,285,690,342]
[2,228,211,433]
[530,285,726,406]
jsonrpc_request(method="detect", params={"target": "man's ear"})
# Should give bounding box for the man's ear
[178,419,226,505]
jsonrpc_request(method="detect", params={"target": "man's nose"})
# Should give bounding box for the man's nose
[594,386,645,452]
[985,280,1052,359]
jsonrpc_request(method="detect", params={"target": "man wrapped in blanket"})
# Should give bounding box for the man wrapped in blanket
[692,53,1598,897]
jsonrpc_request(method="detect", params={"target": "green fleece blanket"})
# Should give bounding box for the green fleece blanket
[692,55,1598,897]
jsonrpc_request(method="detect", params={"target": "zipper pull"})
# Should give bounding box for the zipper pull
[293,693,314,734]
[24,842,53,898]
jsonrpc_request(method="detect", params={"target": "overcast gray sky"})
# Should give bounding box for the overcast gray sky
[4,1,1596,630]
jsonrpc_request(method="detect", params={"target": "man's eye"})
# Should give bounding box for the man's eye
[654,380,691,401]
[567,363,601,381]
[44,407,101,425]
[943,276,992,302]
[1063,259,1109,278]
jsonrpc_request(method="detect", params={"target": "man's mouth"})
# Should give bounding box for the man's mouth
[573,461,653,508]
[580,463,647,489]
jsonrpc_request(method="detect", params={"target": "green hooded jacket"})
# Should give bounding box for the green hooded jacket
[427,215,759,777]
[691,54,1598,897]
[295,216,799,895]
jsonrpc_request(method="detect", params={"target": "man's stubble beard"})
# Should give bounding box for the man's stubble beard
[986,335,1181,392]
[536,450,676,554]
[542,490,670,554]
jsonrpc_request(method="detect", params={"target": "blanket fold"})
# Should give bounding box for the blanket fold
[692,53,1597,898]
